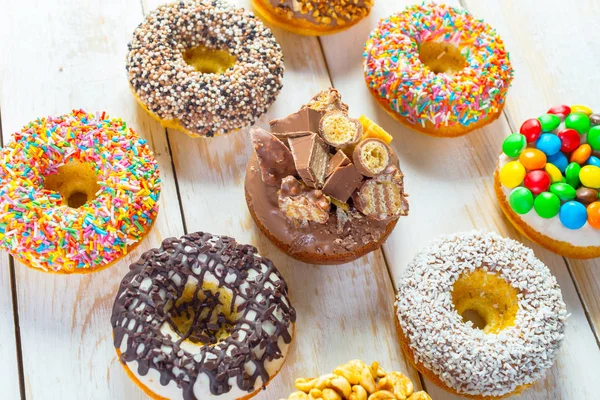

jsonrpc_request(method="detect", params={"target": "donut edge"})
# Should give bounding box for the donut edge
[494,168,600,258]
[393,303,530,400]
[251,0,368,37]
[364,79,504,138]
[115,322,296,400]
[244,176,398,265]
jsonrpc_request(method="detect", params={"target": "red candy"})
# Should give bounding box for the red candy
[547,104,571,118]
[520,118,542,142]
[558,128,581,153]
[524,170,550,194]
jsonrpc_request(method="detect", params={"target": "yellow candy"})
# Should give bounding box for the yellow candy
[580,165,600,189]
[545,163,563,183]
[500,161,526,188]
[571,104,593,116]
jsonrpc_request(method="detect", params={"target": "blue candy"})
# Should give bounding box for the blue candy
[535,133,562,156]
[587,155,600,168]
[547,152,569,173]
[559,201,588,229]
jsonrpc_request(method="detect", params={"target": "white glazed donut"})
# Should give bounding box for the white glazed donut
[395,231,567,398]
[111,232,296,400]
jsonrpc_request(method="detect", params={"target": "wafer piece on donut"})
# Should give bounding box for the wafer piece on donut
[279,176,330,224]
[319,111,363,148]
[306,88,348,114]
[353,138,393,177]
[250,126,296,186]
[289,133,329,188]
[353,166,408,221]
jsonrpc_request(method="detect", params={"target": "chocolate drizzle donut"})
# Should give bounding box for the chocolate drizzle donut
[111,232,296,400]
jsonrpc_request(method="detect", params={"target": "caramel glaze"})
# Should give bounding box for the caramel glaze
[245,154,396,264]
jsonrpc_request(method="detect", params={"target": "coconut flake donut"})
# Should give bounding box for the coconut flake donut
[0,110,160,274]
[495,104,600,258]
[364,3,514,137]
[395,231,567,399]
[127,0,284,138]
[111,232,296,400]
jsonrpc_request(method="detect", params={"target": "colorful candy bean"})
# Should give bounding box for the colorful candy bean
[547,152,568,173]
[559,201,588,229]
[587,126,600,151]
[550,182,576,201]
[565,162,581,188]
[587,156,600,168]
[544,163,563,183]
[570,144,592,164]
[591,114,600,126]
[587,202,600,229]
[565,112,591,134]
[547,105,571,118]
[576,187,598,205]
[535,133,562,156]
[499,161,526,188]
[524,170,550,194]
[579,165,600,188]
[538,114,561,132]
[519,118,542,142]
[570,104,593,116]
[509,187,534,214]
[534,192,560,218]
[502,134,527,157]
[557,129,580,153]
[519,148,546,170]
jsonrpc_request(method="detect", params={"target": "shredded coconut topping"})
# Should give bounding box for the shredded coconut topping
[395,231,567,397]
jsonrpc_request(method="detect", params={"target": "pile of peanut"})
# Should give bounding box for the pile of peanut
[284,360,431,400]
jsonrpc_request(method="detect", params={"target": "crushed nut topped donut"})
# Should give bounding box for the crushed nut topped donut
[127,0,284,137]
[283,360,431,400]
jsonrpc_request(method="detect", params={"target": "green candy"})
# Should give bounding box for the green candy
[566,162,581,188]
[565,112,591,134]
[502,134,527,157]
[587,126,600,151]
[534,192,561,218]
[538,114,561,132]
[509,187,534,214]
[549,182,577,201]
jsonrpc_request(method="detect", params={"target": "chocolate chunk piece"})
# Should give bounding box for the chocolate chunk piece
[306,88,348,115]
[322,163,364,203]
[353,165,409,221]
[319,111,363,148]
[289,133,329,188]
[250,127,296,187]
[279,176,330,224]
[326,150,351,178]
[269,107,322,135]
[352,138,393,177]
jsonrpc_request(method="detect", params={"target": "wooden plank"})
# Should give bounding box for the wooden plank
[0,0,185,398]
[0,252,21,399]
[462,0,600,344]
[141,0,423,398]
[320,0,600,398]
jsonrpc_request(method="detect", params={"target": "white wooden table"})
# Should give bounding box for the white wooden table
[0,0,599,399]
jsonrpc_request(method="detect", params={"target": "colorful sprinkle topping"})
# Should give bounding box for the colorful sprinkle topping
[0,110,161,272]
[500,105,600,230]
[363,3,514,128]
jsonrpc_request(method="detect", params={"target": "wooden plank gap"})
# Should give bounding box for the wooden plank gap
[316,37,335,86]
[165,130,189,235]
[8,256,26,400]
[139,0,147,15]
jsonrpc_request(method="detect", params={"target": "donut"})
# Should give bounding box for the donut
[111,232,296,400]
[363,3,514,137]
[251,0,373,36]
[0,110,160,274]
[244,89,408,265]
[395,231,567,399]
[283,359,431,400]
[127,0,284,138]
[495,105,600,258]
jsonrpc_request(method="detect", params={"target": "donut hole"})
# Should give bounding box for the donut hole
[43,161,100,209]
[451,270,519,334]
[418,41,466,75]
[182,46,236,74]
[168,276,239,346]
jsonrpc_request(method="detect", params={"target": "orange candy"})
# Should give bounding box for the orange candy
[587,202,600,229]
[570,144,592,164]
[518,148,547,170]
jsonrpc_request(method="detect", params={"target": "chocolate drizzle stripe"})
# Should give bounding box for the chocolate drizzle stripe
[111,232,296,399]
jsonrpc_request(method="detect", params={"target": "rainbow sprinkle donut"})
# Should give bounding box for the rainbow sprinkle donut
[364,3,514,137]
[495,104,600,259]
[0,110,161,273]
